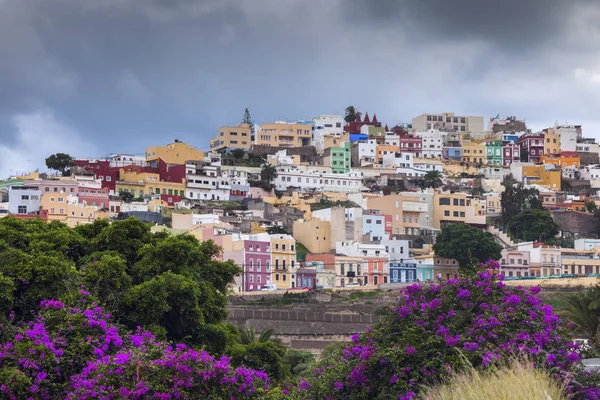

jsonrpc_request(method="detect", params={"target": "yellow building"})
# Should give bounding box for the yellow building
[41,192,107,227]
[461,142,486,164]
[376,145,401,164]
[322,132,350,152]
[538,153,580,169]
[256,122,312,148]
[116,167,186,198]
[292,218,331,253]
[543,128,560,155]
[433,192,469,229]
[522,165,561,190]
[209,124,252,151]
[486,194,501,216]
[145,141,204,165]
[270,234,297,289]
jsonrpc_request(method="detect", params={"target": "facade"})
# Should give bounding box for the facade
[242,234,272,292]
[443,147,462,161]
[326,142,351,173]
[312,115,344,154]
[485,140,503,165]
[461,142,486,164]
[433,192,468,229]
[145,141,204,165]
[41,192,103,227]
[293,218,331,253]
[8,186,41,215]
[376,145,401,165]
[500,250,531,277]
[412,113,485,137]
[521,166,561,190]
[416,129,446,159]
[209,124,252,151]
[362,211,386,242]
[518,133,545,163]
[274,166,363,193]
[539,152,580,169]
[543,128,561,155]
[389,260,417,283]
[270,234,296,289]
[502,142,520,165]
[254,122,313,148]
[367,194,429,236]
[555,124,579,152]
[399,134,422,156]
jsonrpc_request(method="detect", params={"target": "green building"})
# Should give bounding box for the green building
[328,141,351,173]
[485,140,503,165]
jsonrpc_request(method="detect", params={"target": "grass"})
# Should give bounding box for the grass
[348,291,380,301]
[422,361,566,400]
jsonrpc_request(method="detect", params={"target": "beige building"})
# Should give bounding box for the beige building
[292,218,331,253]
[145,141,204,165]
[544,128,561,155]
[433,192,469,229]
[210,124,252,151]
[255,122,312,148]
[40,192,106,227]
[367,194,428,236]
[462,142,486,164]
[412,112,485,137]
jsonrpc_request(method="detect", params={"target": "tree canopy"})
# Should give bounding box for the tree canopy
[500,182,542,224]
[505,209,559,242]
[423,170,443,188]
[45,153,76,176]
[344,105,360,124]
[242,108,255,135]
[261,163,278,183]
[433,223,502,271]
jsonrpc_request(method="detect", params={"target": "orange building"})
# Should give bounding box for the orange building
[538,152,580,168]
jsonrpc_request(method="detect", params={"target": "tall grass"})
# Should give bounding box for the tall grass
[422,361,566,400]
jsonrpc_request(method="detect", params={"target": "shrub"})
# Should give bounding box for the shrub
[279,261,584,399]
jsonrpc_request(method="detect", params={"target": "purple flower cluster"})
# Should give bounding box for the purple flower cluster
[0,301,269,399]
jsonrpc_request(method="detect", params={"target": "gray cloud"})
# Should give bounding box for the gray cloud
[0,0,600,177]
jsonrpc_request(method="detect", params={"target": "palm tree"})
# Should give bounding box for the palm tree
[344,105,360,124]
[240,327,282,346]
[260,164,278,183]
[564,286,600,343]
[423,170,443,189]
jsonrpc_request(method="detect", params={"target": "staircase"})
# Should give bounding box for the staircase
[486,225,518,249]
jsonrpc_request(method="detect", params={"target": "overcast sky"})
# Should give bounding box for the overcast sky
[1,0,600,177]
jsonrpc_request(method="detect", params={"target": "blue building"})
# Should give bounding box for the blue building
[389,261,418,283]
[501,134,519,144]
[350,133,369,142]
[443,147,462,161]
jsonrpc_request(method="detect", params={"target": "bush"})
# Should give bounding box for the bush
[279,261,584,399]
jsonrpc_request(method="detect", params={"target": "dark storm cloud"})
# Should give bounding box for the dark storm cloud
[0,0,600,177]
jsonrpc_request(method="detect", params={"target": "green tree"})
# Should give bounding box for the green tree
[80,251,132,312]
[585,199,598,213]
[118,190,134,203]
[344,105,360,124]
[501,182,542,224]
[423,170,443,188]
[260,163,278,184]
[433,223,502,271]
[230,341,290,382]
[45,153,76,176]
[242,108,255,136]
[231,148,246,160]
[565,287,600,341]
[505,209,559,242]
[93,218,152,267]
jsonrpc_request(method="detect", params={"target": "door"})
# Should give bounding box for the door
[401,270,406,282]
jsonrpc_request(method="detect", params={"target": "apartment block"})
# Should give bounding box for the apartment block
[293,218,331,253]
[254,122,313,148]
[209,124,252,151]
[412,112,485,137]
[461,142,486,164]
[543,128,560,155]
[145,140,204,165]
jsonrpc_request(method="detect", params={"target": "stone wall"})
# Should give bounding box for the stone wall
[550,210,597,237]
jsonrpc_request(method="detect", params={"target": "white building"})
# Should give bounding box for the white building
[312,115,344,154]
[357,140,377,166]
[384,134,400,147]
[186,162,249,201]
[574,238,600,251]
[336,241,389,259]
[414,129,447,159]
[8,186,41,215]
[108,154,146,168]
[362,212,386,242]
[555,124,578,152]
[412,113,485,137]
[381,237,410,261]
[274,166,364,193]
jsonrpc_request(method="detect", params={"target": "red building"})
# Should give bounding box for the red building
[399,134,422,156]
[344,112,382,134]
[74,159,120,194]
[78,187,109,209]
[295,269,317,289]
[518,133,545,163]
[502,141,520,165]
[362,257,388,286]
[160,194,183,206]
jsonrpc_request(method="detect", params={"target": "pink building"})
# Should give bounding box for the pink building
[399,134,422,157]
[78,187,109,209]
[26,180,79,196]
[362,257,389,286]
[502,141,520,165]
[243,235,272,291]
[500,249,531,277]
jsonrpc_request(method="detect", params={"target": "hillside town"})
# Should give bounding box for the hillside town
[2,109,600,293]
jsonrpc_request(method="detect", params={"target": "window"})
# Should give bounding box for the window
[283,275,286,281]
[58,197,64,203]
[257,276,261,283]
[249,275,254,283]
[18,206,27,214]
[257,260,261,271]
[50,208,55,214]
[59,208,64,214]
[444,210,450,216]
[453,198,459,206]
[439,198,450,205]
[291,245,294,251]
[282,244,286,251]
[453,211,459,217]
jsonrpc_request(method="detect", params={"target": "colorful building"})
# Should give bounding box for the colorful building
[242,234,272,292]
[539,152,580,168]
[270,234,297,289]
[255,122,313,148]
[209,124,252,151]
[485,140,503,165]
[327,141,351,173]
[293,218,331,253]
[376,144,401,165]
[518,133,544,163]
[502,141,520,165]
[521,166,561,190]
[543,128,561,155]
[389,260,417,283]
[145,141,204,166]
[461,142,486,164]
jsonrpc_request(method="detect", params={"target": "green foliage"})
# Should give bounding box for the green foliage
[433,223,502,270]
[423,170,443,188]
[242,107,255,135]
[501,182,542,224]
[230,341,290,382]
[585,200,598,213]
[295,242,309,261]
[344,105,360,124]
[310,198,360,211]
[93,217,153,267]
[231,148,246,160]
[506,209,559,242]
[118,189,134,202]
[45,153,75,176]
[261,163,278,184]
[564,287,600,340]
[282,349,316,376]
[80,251,132,312]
